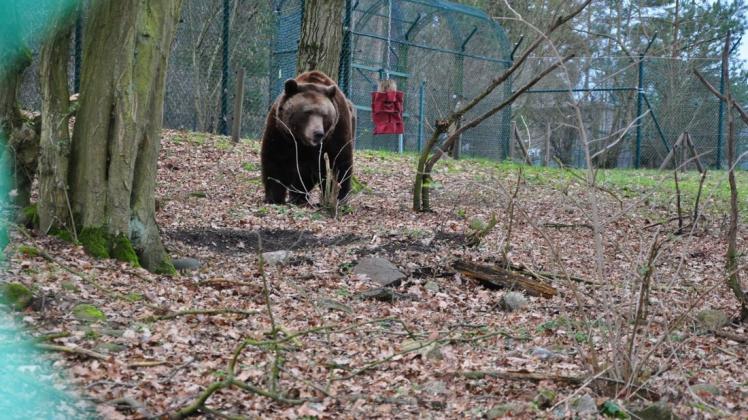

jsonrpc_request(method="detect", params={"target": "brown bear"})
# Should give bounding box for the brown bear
[260,70,356,205]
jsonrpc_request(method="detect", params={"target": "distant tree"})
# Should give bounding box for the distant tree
[296,0,344,80]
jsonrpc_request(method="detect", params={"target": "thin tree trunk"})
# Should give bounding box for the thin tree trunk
[68,0,183,272]
[38,2,75,233]
[297,0,344,80]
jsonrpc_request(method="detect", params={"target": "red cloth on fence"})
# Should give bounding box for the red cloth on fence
[371,90,404,135]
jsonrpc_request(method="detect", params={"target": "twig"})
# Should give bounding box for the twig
[143,308,259,322]
[714,330,748,343]
[35,343,108,360]
[542,222,593,230]
[128,360,169,368]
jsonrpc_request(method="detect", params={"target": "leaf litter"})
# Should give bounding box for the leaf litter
[2,130,747,418]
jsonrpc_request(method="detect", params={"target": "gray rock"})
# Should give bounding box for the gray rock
[696,309,729,331]
[571,394,597,417]
[172,257,202,272]
[499,291,528,311]
[531,346,558,361]
[633,402,679,420]
[422,380,447,396]
[424,280,440,292]
[316,298,353,314]
[352,257,406,287]
[262,250,291,266]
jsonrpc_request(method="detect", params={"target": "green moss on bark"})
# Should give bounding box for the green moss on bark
[111,233,140,267]
[155,258,177,276]
[79,227,110,259]
[50,228,75,243]
[20,204,39,228]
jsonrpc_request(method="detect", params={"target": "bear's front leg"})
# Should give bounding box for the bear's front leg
[264,178,288,204]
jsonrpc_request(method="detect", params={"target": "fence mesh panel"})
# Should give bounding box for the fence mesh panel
[13,0,748,169]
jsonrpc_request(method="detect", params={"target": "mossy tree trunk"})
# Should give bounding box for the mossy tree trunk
[64,0,183,273]
[38,0,75,234]
[297,0,344,81]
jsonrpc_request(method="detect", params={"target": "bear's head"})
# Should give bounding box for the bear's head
[278,79,338,147]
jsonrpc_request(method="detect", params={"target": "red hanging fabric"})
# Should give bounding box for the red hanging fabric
[371,90,404,135]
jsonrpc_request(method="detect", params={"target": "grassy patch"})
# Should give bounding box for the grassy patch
[358,148,747,215]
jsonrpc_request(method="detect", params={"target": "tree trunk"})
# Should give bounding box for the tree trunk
[38,1,75,234]
[67,0,183,273]
[296,0,344,80]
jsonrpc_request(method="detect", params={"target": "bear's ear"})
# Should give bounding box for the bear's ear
[324,85,336,98]
[284,79,299,96]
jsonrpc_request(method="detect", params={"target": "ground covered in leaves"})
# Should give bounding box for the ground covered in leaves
[3,130,748,418]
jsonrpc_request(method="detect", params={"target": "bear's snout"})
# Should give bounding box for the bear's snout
[312,129,325,145]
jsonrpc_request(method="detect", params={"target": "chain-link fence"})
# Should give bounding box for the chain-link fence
[511,55,747,169]
[272,0,514,159]
[14,0,748,170]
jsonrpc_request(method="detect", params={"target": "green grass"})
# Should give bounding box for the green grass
[355,147,747,214]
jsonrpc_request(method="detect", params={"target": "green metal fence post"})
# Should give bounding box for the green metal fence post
[716,58,725,170]
[417,80,425,152]
[635,34,656,169]
[634,57,644,169]
[220,0,230,135]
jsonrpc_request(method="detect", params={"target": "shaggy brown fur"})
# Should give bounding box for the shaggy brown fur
[260,71,356,205]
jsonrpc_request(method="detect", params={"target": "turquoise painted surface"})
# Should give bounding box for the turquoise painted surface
[0,1,92,418]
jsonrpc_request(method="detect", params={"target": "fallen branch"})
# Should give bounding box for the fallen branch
[542,222,594,230]
[35,343,109,360]
[714,330,748,343]
[454,369,584,385]
[142,308,259,322]
[454,259,558,298]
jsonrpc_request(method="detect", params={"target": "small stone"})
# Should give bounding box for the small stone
[422,380,447,396]
[352,257,406,287]
[696,309,729,331]
[499,291,527,311]
[316,298,353,314]
[172,257,202,272]
[262,250,291,266]
[531,346,557,361]
[633,402,679,420]
[689,383,721,397]
[571,394,597,416]
[424,281,440,292]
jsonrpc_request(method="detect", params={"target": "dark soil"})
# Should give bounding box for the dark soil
[166,228,360,254]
